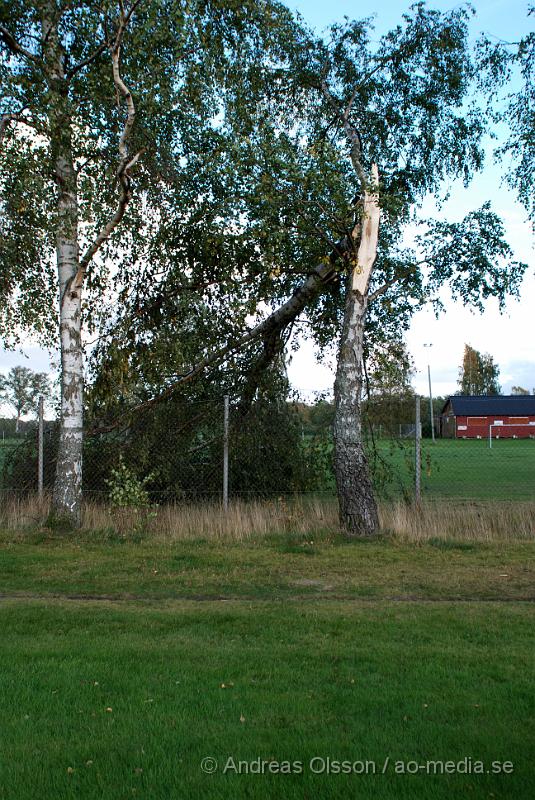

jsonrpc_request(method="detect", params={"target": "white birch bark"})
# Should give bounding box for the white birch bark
[42,3,140,525]
[53,206,83,525]
[333,164,380,535]
[42,3,84,526]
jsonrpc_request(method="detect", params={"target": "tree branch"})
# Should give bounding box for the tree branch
[102,84,373,424]
[0,111,45,148]
[90,213,368,426]
[320,79,367,191]
[65,41,107,80]
[77,150,143,277]
[236,328,284,417]
[352,163,380,297]
[367,257,435,302]
[98,256,340,423]
[73,1,143,290]
[367,269,415,303]
[0,23,40,63]
[350,57,392,96]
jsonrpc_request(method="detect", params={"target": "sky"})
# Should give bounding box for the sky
[0,0,533,416]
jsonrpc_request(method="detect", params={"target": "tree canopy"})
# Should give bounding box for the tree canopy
[458,344,501,396]
[0,366,49,430]
[88,4,527,416]
[477,5,535,227]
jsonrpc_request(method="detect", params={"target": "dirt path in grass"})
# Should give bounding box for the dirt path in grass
[1,591,535,603]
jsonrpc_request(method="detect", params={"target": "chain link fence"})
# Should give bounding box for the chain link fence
[1,396,534,505]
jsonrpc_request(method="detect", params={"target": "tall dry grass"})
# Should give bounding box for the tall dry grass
[380,500,535,542]
[83,495,340,541]
[0,494,338,541]
[0,494,533,542]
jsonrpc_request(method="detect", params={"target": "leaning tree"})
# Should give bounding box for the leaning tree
[238,6,526,534]
[98,5,526,534]
[293,7,526,533]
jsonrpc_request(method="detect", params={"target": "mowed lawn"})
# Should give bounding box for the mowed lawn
[374,438,535,501]
[1,532,534,799]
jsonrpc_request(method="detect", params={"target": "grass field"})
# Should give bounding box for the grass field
[1,529,534,799]
[372,438,535,501]
[306,436,535,501]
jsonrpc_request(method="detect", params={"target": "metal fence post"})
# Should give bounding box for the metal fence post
[38,396,44,498]
[415,395,421,504]
[223,395,229,510]
[427,364,435,443]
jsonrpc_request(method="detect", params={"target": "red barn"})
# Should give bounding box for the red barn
[441,396,535,439]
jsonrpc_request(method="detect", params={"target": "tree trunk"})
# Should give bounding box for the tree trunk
[333,163,380,536]
[43,5,83,527]
[333,283,379,535]
[52,264,83,527]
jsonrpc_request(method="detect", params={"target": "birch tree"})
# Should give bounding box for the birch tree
[265,7,526,533]
[0,0,300,526]
[477,5,535,228]
[6,2,525,534]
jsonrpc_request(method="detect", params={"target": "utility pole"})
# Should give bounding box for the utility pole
[423,343,435,443]
[427,363,435,443]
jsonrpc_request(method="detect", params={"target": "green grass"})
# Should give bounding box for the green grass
[305,436,535,501]
[1,534,534,798]
[373,438,535,501]
[1,533,535,600]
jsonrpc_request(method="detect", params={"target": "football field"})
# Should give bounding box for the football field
[374,438,535,501]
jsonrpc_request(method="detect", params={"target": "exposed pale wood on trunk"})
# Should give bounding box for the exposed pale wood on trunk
[352,163,379,295]
[334,164,380,535]
[318,82,382,532]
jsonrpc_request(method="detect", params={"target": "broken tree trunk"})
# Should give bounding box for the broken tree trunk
[333,164,380,536]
